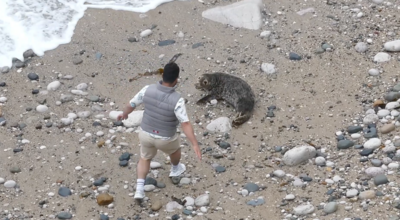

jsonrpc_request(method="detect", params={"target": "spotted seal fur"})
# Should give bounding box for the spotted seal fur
[195,72,255,127]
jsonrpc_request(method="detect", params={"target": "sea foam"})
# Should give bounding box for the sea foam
[0,0,178,68]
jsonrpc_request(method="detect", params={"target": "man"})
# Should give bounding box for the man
[117,62,202,201]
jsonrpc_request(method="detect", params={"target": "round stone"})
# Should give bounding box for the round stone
[28,72,39,80]
[324,202,338,214]
[368,68,379,76]
[315,157,326,166]
[47,81,61,91]
[36,105,48,113]
[4,180,16,188]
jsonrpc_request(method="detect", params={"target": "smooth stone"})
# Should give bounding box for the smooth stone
[72,57,83,65]
[0,117,5,126]
[119,160,128,167]
[4,180,16,188]
[285,194,295,200]
[374,174,389,186]
[346,189,359,198]
[93,177,107,186]
[144,185,156,192]
[315,157,326,166]
[347,125,363,133]
[247,197,265,207]
[140,29,152,37]
[283,145,316,166]
[76,83,88,90]
[364,114,379,124]
[244,183,259,192]
[289,52,302,60]
[388,163,399,169]
[77,111,91,118]
[215,166,226,173]
[47,81,61,91]
[61,95,74,103]
[156,182,166,188]
[192,42,204,49]
[109,111,123,120]
[179,177,191,185]
[57,212,72,219]
[371,159,382,167]
[183,209,192,215]
[324,202,338,214]
[261,63,276,74]
[1,66,10,73]
[28,72,39,80]
[0,82,6,87]
[260,30,271,38]
[87,95,99,102]
[218,141,230,149]
[337,139,354,149]
[374,52,390,62]
[293,204,315,215]
[10,167,21,173]
[128,37,137,42]
[364,138,382,150]
[273,170,286,178]
[201,0,263,30]
[150,161,162,169]
[359,190,376,200]
[385,92,400,102]
[36,105,48,113]
[368,68,379,76]
[384,40,400,52]
[393,83,400,92]
[195,194,210,206]
[206,117,232,133]
[166,201,183,212]
[151,200,162,211]
[58,187,72,197]
[365,167,384,177]
[97,193,114,206]
[355,42,368,53]
[158,40,176,46]
[145,177,157,186]
[95,53,103,60]
[381,124,395,134]
[386,101,400,110]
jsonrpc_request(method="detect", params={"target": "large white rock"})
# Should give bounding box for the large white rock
[293,204,315,215]
[373,52,390,63]
[36,105,48,113]
[364,138,382,150]
[261,63,276,74]
[384,40,400,52]
[365,167,384,177]
[202,0,263,30]
[47,81,61,91]
[283,145,316,166]
[122,110,144,127]
[109,111,123,120]
[206,117,232,133]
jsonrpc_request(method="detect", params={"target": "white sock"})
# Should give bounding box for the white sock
[172,163,179,170]
[136,179,145,192]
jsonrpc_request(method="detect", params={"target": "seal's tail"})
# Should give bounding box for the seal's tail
[168,53,183,64]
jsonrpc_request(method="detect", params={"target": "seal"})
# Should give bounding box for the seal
[195,72,255,126]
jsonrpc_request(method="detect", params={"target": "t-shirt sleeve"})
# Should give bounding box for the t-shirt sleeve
[174,98,189,123]
[129,85,149,108]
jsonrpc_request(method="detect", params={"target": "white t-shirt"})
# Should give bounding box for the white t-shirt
[129,85,189,139]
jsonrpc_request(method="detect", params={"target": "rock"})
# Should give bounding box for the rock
[346,189,358,198]
[0,82,6,87]
[283,145,316,166]
[10,167,21,173]
[47,81,61,91]
[368,68,379,76]
[364,138,381,150]
[355,42,368,53]
[337,139,354,149]
[57,212,72,219]
[289,52,302,60]
[324,202,338,214]
[140,29,152,37]
[166,201,183,212]
[4,180,16,188]
[77,111,91,118]
[151,200,162,211]
[94,177,107,186]
[36,105,48,113]
[365,167,384,177]
[285,194,295,200]
[218,141,230,149]
[97,193,114,206]
[273,170,286,178]
[385,92,400,102]
[195,194,210,206]
[347,125,363,133]
[150,161,162,169]
[76,83,88,91]
[201,0,263,30]
[363,114,379,124]
[1,66,10,73]
[215,166,226,173]
[374,52,390,62]
[247,197,265,206]
[122,110,144,127]
[87,95,99,102]
[388,162,399,169]
[109,111,123,120]
[57,187,71,197]
[144,185,156,192]
[260,31,271,38]
[119,152,131,161]
[297,7,315,15]
[206,117,232,133]
[23,49,36,58]
[378,109,390,118]
[381,124,395,134]
[158,40,176,46]
[374,174,388,186]
[73,57,83,65]
[386,102,400,110]
[128,37,137,43]
[359,190,376,200]
[61,95,74,103]
[179,177,191,185]
[384,40,400,52]
[315,157,326,166]
[156,182,166,188]
[244,183,259,192]
[119,160,128,167]
[28,72,39,80]
[371,159,382,167]
[293,204,315,215]
[261,63,276,74]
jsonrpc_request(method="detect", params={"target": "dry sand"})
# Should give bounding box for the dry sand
[1,0,400,219]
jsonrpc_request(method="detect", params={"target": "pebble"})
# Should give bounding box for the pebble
[365,167,384,177]
[293,204,315,215]
[285,194,295,200]
[374,52,390,62]
[1,66,9,73]
[247,197,265,207]
[337,139,354,149]
[324,202,338,214]
[4,180,16,188]
[371,159,382,167]
[359,190,376,200]
[261,63,276,74]
[97,193,114,206]
[373,174,388,186]
[347,125,363,133]
[36,105,48,113]
[144,185,156,192]
[166,201,183,212]
[368,68,380,76]
[283,145,316,166]
[346,189,359,198]
[244,183,259,192]
[158,40,176,46]
[100,214,109,220]
[57,212,72,219]
[72,57,83,65]
[151,200,162,211]
[28,72,39,80]
[381,123,395,134]
[195,194,210,206]
[355,42,368,52]
[140,29,152,37]
[289,52,302,60]
[150,161,162,169]
[47,81,61,91]
[364,138,382,150]
[10,167,21,173]
[384,40,400,52]
[0,97,7,103]
[215,165,226,173]
[273,170,286,178]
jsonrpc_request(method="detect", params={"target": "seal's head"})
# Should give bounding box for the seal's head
[195,74,214,91]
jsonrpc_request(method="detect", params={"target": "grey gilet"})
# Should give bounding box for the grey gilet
[141,81,181,137]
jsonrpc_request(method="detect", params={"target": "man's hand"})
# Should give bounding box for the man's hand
[117,113,128,121]
[181,121,202,161]
[117,103,135,121]
[192,144,202,161]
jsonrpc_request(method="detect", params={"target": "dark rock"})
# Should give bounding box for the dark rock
[385,92,400,102]
[158,40,176,46]
[247,198,265,206]
[14,60,25,68]
[289,52,302,60]
[192,42,204,49]
[336,135,345,141]
[354,145,363,149]
[73,57,83,65]
[28,73,39,81]
[58,187,72,197]
[46,122,53,128]
[57,212,72,219]
[374,174,389,186]
[18,123,26,129]
[266,111,275,117]
[171,214,180,220]
[347,125,363,133]
[244,183,259,192]
[13,148,23,153]
[326,189,335,195]
[128,37,137,42]
[119,152,131,161]
[119,160,128,167]
[113,121,123,127]
[360,158,368,162]
[218,141,230,149]
[301,176,313,182]
[215,166,226,173]
[0,82,6,87]
[93,177,107,186]
[145,177,157,186]
[183,209,192,215]
[156,182,166,188]
[100,214,109,220]
[359,148,374,156]
[171,176,181,185]
[337,139,354,149]
[10,167,21,173]
[35,124,42,129]
[32,89,39,94]
[23,49,36,58]
[93,121,101,127]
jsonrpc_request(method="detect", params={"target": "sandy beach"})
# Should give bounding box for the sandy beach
[2,0,400,219]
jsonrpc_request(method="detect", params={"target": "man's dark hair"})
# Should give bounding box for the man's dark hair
[163,62,180,83]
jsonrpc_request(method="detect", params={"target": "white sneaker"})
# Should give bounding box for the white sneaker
[169,163,186,177]
[134,190,145,200]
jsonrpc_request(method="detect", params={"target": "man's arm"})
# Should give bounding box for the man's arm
[117,85,148,121]
[117,103,135,121]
